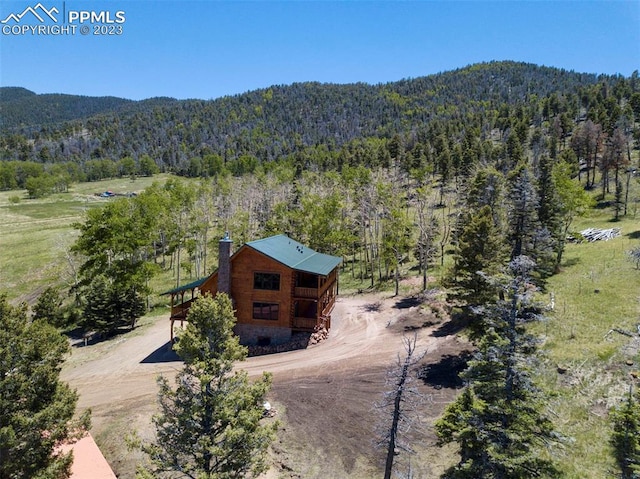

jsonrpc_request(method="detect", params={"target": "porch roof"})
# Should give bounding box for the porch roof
[162,276,208,295]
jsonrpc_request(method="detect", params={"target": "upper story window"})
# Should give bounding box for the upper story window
[254,272,280,291]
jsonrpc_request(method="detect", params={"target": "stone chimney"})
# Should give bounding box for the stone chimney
[218,232,233,295]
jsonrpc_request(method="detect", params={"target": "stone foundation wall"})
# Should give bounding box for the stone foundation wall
[245,328,329,357]
[234,324,292,346]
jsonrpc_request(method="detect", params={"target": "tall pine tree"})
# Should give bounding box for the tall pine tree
[135,293,277,478]
[436,257,559,478]
[0,294,90,479]
[610,385,640,479]
[507,164,555,282]
[536,155,563,271]
[448,205,506,309]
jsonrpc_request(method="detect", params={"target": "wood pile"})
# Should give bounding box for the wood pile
[579,228,621,242]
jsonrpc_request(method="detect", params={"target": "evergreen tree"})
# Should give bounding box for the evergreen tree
[464,167,504,223]
[536,154,573,273]
[506,164,555,281]
[0,293,90,479]
[436,257,559,478]
[506,165,539,259]
[610,385,640,479]
[73,195,158,306]
[605,128,630,221]
[135,294,277,478]
[447,166,507,308]
[536,156,562,241]
[81,275,114,334]
[448,205,506,308]
[32,286,66,328]
[82,275,145,335]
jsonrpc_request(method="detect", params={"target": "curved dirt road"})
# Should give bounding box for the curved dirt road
[62,294,438,406]
[245,295,423,376]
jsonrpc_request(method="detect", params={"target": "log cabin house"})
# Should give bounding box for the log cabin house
[165,234,341,346]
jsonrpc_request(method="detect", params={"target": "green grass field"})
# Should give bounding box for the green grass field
[0,174,172,302]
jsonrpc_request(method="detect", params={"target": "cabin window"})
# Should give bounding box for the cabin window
[254,272,280,291]
[253,302,279,321]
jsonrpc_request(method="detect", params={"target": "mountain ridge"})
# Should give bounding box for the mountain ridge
[0,61,625,173]
[0,61,604,131]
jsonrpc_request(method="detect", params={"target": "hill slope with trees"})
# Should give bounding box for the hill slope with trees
[1,61,627,175]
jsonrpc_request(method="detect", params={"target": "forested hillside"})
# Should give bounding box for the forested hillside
[2,61,637,190]
[0,87,136,129]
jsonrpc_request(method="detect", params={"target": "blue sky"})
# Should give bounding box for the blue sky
[1,1,639,101]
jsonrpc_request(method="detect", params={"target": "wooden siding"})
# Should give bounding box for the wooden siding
[229,246,294,330]
[292,317,318,330]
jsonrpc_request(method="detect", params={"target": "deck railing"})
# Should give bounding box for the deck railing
[294,287,318,299]
[293,316,330,331]
[170,298,195,320]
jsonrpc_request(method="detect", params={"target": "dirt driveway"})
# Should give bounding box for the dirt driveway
[61,292,468,478]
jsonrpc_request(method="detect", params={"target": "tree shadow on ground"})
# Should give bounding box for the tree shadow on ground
[595,199,614,209]
[626,230,640,240]
[140,341,181,363]
[418,351,473,389]
[560,257,581,268]
[67,326,132,347]
[64,326,85,342]
[360,302,382,313]
[430,313,468,337]
[393,296,422,309]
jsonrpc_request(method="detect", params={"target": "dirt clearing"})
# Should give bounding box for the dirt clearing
[61,292,469,478]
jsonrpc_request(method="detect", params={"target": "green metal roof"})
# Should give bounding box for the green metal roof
[246,234,341,276]
[162,276,208,295]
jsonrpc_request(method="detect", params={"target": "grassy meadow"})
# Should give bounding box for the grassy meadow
[0,174,173,302]
[529,198,640,478]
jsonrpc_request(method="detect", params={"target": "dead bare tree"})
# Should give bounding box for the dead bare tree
[438,197,452,268]
[413,186,438,291]
[58,235,81,291]
[376,334,427,479]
